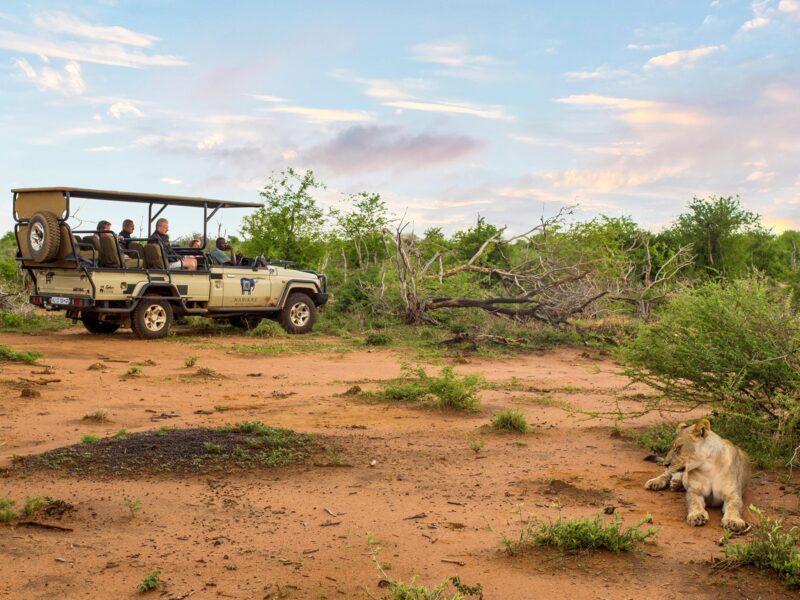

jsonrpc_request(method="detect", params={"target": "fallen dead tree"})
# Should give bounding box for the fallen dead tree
[387,208,612,326]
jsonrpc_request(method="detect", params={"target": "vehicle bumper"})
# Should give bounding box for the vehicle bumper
[30,295,94,310]
[317,293,329,306]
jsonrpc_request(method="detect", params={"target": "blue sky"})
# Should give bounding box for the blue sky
[1,1,799,239]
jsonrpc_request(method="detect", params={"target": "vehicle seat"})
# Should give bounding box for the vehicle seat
[143,243,167,270]
[79,235,100,265]
[98,236,121,268]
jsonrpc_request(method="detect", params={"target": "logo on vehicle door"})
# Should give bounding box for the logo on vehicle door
[240,277,256,295]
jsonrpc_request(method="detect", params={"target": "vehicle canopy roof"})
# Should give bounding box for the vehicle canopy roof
[12,187,262,211]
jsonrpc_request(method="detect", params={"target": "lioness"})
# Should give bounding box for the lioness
[644,419,750,531]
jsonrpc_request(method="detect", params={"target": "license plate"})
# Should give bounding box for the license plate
[50,297,71,305]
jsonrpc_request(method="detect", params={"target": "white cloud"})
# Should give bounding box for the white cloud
[626,43,664,50]
[250,94,287,103]
[282,149,298,160]
[265,105,374,123]
[108,101,143,118]
[33,11,158,47]
[160,177,182,185]
[14,58,85,95]
[563,67,627,81]
[59,125,118,136]
[556,94,707,126]
[645,45,721,68]
[383,99,513,121]
[746,170,776,182]
[0,29,187,68]
[85,145,124,152]
[779,0,800,12]
[410,40,494,68]
[197,134,224,149]
[740,16,770,30]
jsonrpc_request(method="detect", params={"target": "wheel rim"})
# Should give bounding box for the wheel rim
[143,304,167,332]
[289,302,310,327]
[30,222,45,252]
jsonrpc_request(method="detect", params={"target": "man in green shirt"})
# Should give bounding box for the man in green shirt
[209,237,235,265]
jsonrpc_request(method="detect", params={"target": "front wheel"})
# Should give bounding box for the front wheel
[280,293,316,334]
[131,298,173,340]
[81,314,120,334]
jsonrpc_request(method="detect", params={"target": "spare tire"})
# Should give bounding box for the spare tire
[28,211,61,262]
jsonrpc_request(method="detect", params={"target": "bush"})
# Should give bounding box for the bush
[365,331,391,346]
[491,409,529,432]
[723,506,800,588]
[378,366,483,411]
[620,277,800,463]
[503,513,657,555]
[0,498,16,522]
[0,344,41,364]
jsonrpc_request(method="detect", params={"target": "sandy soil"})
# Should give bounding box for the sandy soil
[0,327,797,599]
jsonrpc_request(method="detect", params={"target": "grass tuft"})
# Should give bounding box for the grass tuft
[137,568,161,593]
[722,506,800,588]
[80,434,101,444]
[0,497,16,522]
[378,366,483,411]
[0,344,41,364]
[502,512,657,555]
[490,409,529,433]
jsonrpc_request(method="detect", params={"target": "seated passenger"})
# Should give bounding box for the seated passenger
[118,219,135,249]
[209,237,235,265]
[95,220,113,237]
[148,218,197,271]
[189,238,202,249]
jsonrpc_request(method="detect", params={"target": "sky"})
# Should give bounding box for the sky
[1,0,799,240]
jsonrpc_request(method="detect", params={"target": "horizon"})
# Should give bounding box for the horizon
[1,1,798,238]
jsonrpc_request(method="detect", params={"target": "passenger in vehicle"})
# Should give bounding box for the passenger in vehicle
[148,218,197,271]
[118,219,135,248]
[190,239,202,249]
[95,220,113,237]
[209,237,234,265]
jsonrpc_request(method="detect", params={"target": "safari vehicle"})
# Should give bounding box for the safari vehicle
[13,187,328,339]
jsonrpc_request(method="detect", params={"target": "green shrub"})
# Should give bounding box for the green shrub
[81,434,101,444]
[382,380,428,402]
[0,344,41,364]
[490,409,529,432]
[626,423,677,455]
[723,506,800,588]
[137,568,161,592]
[620,278,800,463]
[502,513,657,555]
[365,331,391,346]
[379,366,483,411]
[21,496,48,517]
[0,498,16,522]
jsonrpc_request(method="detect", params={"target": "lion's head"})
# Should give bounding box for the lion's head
[663,419,712,471]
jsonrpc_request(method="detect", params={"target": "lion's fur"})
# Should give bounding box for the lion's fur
[644,419,750,531]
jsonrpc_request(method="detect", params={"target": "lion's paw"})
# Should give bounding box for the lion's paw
[645,477,668,491]
[722,516,747,532]
[686,510,709,527]
[669,478,684,492]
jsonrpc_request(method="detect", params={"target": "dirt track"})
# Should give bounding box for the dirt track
[0,328,797,599]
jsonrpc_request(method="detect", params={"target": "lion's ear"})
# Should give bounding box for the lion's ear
[693,418,711,438]
[675,422,689,432]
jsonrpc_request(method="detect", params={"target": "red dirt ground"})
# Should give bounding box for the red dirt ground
[0,328,797,599]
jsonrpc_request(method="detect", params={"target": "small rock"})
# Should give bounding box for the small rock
[20,387,40,398]
[603,506,616,515]
[87,363,106,371]
[369,459,377,467]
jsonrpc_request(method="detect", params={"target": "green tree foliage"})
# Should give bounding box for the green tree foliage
[331,191,390,268]
[240,168,326,267]
[666,196,760,278]
[620,277,800,459]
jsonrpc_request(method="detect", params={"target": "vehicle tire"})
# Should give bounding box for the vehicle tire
[81,313,120,334]
[280,292,316,334]
[28,211,61,262]
[229,316,263,330]
[131,298,173,340]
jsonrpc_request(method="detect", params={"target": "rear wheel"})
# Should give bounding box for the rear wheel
[81,314,120,334]
[28,211,61,262]
[280,293,316,334]
[228,316,263,330]
[131,298,173,340]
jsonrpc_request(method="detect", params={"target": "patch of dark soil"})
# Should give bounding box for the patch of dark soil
[511,478,613,506]
[41,499,74,518]
[15,423,317,477]
[539,479,612,506]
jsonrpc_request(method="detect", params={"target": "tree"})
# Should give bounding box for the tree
[240,169,326,267]
[667,196,760,278]
[332,192,390,268]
